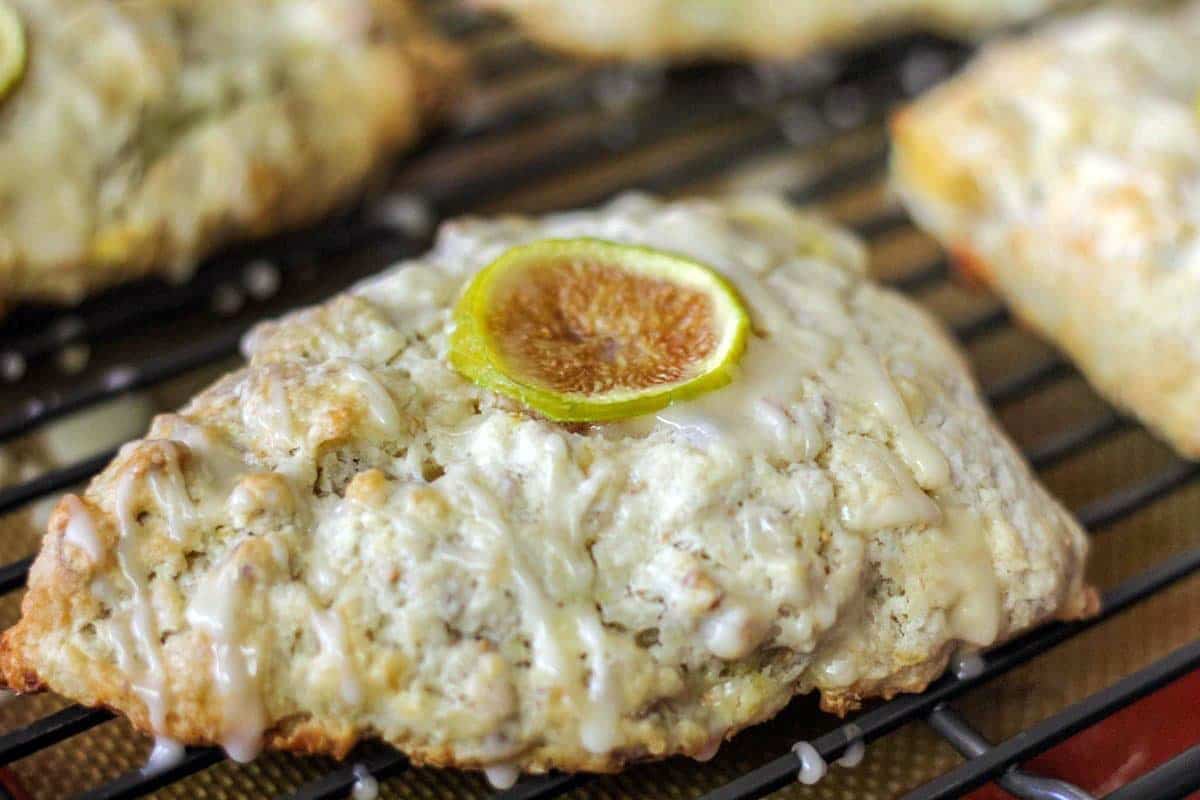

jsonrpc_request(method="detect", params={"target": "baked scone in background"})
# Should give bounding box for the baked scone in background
[0,0,462,315]
[892,2,1200,458]
[0,195,1093,775]
[469,0,1110,61]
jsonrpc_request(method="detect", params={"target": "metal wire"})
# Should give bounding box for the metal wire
[926,706,1095,800]
[0,706,112,766]
[78,748,228,800]
[0,20,1190,800]
[905,639,1200,800]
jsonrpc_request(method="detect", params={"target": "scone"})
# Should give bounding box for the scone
[892,3,1200,458]
[470,0,1102,61]
[0,0,462,314]
[0,195,1094,777]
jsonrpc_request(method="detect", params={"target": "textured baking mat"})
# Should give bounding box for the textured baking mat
[0,15,1197,800]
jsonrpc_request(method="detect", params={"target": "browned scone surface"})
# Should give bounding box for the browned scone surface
[0,195,1093,776]
[0,0,462,315]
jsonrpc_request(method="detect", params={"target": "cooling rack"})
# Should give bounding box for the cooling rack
[0,3,1197,799]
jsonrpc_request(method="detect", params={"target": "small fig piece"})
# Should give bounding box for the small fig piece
[450,238,750,422]
[0,3,25,106]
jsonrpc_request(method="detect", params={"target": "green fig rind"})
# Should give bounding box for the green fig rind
[449,238,750,423]
[0,3,26,106]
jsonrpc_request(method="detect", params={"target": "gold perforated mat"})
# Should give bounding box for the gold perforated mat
[0,20,1197,800]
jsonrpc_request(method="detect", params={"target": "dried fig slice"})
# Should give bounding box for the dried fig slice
[0,2,24,106]
[450,238,750,422]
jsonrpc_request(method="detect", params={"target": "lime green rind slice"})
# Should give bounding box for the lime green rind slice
[0,2,26,106]
[450,238,750,423]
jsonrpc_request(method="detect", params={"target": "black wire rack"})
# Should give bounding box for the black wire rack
[0,4,1198,800]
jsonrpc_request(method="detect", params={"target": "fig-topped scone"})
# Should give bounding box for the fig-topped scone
[0,195,1093,779]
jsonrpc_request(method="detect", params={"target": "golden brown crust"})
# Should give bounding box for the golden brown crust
[818,651,952,716]
[816,581,1099,716]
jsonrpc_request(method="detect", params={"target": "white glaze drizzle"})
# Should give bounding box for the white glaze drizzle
[940,509,1002,645]
[576,615,619,754]
[791,740,827,785]
[837,438,942,532]
[647,269,950,511]
[113,467,170,733]
[143,737,185,776]
[817,654,859,686]
[483,763,520,790]
[268,373,295,442]
[652,332,832,461]
[351,763,379,800]
[950,650,986,680]
[757,265,946,488]
[146,446,196,542]
[242,369,297,456]
[341,361,401,434]
[454,465,620,755]
[62,495,102,563]
[152,419,274,761]
[312,606,363,706]
[837,339,949,491]
[836,739,865,768]
[700,604,768,660]
[836,724,865,768]
[167,419,248,488]
[184,554,266,762]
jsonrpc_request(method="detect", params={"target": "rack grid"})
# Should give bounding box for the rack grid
[0,4,1196,799]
